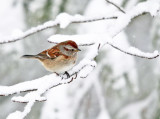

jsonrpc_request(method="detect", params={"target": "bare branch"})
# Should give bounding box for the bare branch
[105,0,126,14]
[98,43,101,50]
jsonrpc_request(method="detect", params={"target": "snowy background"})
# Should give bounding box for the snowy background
[0,0,160,119]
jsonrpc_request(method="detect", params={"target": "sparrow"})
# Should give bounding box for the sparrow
[22,40,81,78]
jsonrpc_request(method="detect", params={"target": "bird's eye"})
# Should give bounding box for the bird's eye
[71,49,74,51]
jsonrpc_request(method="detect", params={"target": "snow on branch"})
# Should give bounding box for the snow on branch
[0,59,96,98]
[0,1,158,45]
[0,0,160,119]
[48,34,159,59]
[48,1,160,59]
[0,14,117,44]
[48,34,96,46]
[0,58,96,118]
[107,42,159,59]
[109,0,160,37]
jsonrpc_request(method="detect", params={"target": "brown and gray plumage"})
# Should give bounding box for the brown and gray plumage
[22,40,81,77]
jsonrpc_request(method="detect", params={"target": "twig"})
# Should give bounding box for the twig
[78,43,95,46]
[107,42,159,59]
[72,16,117,23]
[105,0,126,14]
[98,43,101,50]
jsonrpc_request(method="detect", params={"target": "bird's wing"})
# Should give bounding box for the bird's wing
[37,47,62,59]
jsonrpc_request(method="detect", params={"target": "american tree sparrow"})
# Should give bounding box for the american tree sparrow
[22,40,81,78]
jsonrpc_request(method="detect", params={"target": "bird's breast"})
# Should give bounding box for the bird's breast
[39,55,77,73]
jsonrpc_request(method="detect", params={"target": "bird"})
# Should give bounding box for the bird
[22,40,81,78]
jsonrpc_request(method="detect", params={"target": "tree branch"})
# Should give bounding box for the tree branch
[107,42,159,59]
[0,15,117,44]
[105,0,126,14]
[0,0,159,119]
[48,34,160,59]
[0,60,96,97]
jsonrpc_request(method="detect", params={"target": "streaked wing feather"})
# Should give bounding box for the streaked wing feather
[37,47,62,59]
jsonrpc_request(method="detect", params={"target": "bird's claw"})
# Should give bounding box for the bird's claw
[64,71,70,79]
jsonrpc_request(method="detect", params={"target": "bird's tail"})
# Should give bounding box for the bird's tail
[21,55,39,59]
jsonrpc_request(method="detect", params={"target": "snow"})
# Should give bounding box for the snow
[40,85,73,119]
[12,95,47,103]
[92,72,111,119]
[116,90,158,119]
[109,0,160,37]
[0,54,97,118]
[129,1,160,17]
[0,0,24,55]
[48,34,97,45]
[11,29,24,39]
[7,111,23,119]
[97,110,110,119]
[0,0,159,45]
[112,78,126,90]
[78,63,95,78]
[55,13,74,28]
[0,0,160,118]
[41,0,159,119]
[0,13,115,44]
[48,34,159,59]
[127,47,159,58]
[7,101,35,119]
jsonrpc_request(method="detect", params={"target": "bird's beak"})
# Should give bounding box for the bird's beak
[76,48,81,52]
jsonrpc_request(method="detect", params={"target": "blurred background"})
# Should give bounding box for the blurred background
[0,0,160,119]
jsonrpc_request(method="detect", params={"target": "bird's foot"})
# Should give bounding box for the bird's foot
[64,71,70,79]
[55,72,70,79]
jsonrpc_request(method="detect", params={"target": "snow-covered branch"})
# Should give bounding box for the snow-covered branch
[107,42,159,59]
[0,14,117,44]
[0,0,160,119]
[0,59,96,98]
[48,0,160,59]
[48,34,159,59]
[108,0,160,37]
[0,58,96,118]
[0,1,158,45]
